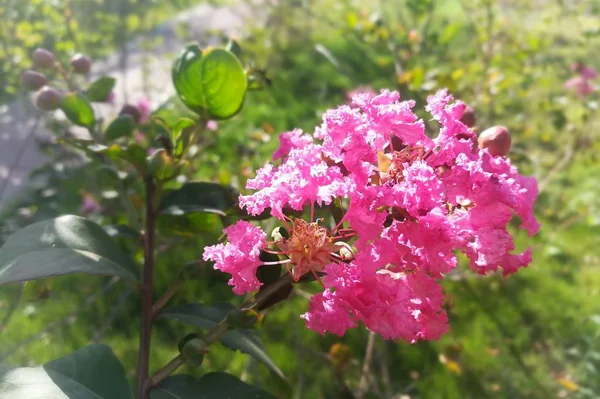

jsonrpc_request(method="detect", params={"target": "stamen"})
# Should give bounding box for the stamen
[261,259,292,266]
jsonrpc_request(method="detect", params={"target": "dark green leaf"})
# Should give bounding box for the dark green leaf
[86,77,116,102]
[104,224,139,239]
[121,143,148,172]
[0,215,139,285]
[257,251,282,286]
[160,303,285,380]
[105,115,136,141]
[225,39,242,57]
[172,45,247,119]
[160,182,238,217]
[150,373,276,399]
[161,302,233,329]
[0,344,133,398]
[157,213,221,237]
[60,92,96,127]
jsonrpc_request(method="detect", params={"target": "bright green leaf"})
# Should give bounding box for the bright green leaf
[172,118,195,159]
[105,115,136,141]
[60,93,96,127]
[172,45,247,119]
[86,77,116,102]
[0,344,133,398]
[149,373,276,399]
[0,215,139,285]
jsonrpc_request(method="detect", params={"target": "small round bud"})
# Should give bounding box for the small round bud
[478,126,511,156]
[36,86,62,111]
[20,70,47,91]
[118,104,142,123]
[460,105,476,128]
[32,48,56,69]
[70,53,91,74]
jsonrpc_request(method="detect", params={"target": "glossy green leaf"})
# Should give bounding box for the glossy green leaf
[86,77,116,102]
[60,92,95,127]
[0,215,139,285]
[150,373,276,399]
[160,303,285,380]
[159,182,238,217]
[104,115,136,141]
[0,344,133,398]
[172,118,195,159]
[172,45,247,119]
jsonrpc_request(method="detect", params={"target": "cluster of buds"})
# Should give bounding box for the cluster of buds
[204,89,539,342]
[20,48,92,110]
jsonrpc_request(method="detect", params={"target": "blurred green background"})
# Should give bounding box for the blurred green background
[1,0,599,398]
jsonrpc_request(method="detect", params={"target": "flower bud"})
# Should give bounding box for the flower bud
[32,48,56,69]
[118,104,142,123]
[478,126,511,156]
[36,86,62,111]
[460,105,476,128]
[70,53,91,74]
[20,70,47,91]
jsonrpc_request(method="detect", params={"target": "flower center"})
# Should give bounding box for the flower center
[276,219,345,282]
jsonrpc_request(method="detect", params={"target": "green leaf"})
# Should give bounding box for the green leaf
[147,149,178,181]
[60,92,96,127]
[0,344,133,398]
[0,215,139,285]
[172,118,196,159]
[86,77,116,102]
[161,303,285,380]
[160,182,238,217]
[150,373,276,399]
[172,45,247,119]
[105,115,136,141]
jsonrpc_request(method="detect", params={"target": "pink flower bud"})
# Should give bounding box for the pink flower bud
[32,48,56,69]
[459,105,476,128]
[118,104,142,123]
[20,70,47,91]
[36,86,63,111]
[478,126,511,156]
[70,53,91,74]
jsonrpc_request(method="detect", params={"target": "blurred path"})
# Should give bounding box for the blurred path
[0,2,258,209]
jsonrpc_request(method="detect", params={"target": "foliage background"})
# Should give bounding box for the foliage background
[1,0,599,398]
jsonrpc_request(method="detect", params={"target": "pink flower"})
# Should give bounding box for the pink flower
[206,120,218,131]
[239,143,351,219]
[203,221,266,294]
[346,86,377,103]
[565,76,595,98]
[302,259,448,341]
[79,192,102,215]
[105,90,116,104]
[272,129,313,160]
[137,97,151,124]
[205,88,540,342]
[565,63,597,98]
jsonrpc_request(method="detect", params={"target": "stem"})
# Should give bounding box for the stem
[356,331,376,399]
[151,279,183,319]
[136,177,156,399]
[149,274,295,388]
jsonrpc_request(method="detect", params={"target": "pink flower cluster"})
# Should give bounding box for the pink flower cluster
[204,89,540,342]
[565,63,597,98]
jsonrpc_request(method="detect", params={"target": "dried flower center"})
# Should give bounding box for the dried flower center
[276,219,346,282]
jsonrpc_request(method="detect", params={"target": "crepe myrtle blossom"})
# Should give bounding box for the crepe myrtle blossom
[565,63,597,98]
[203,89,540,342]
